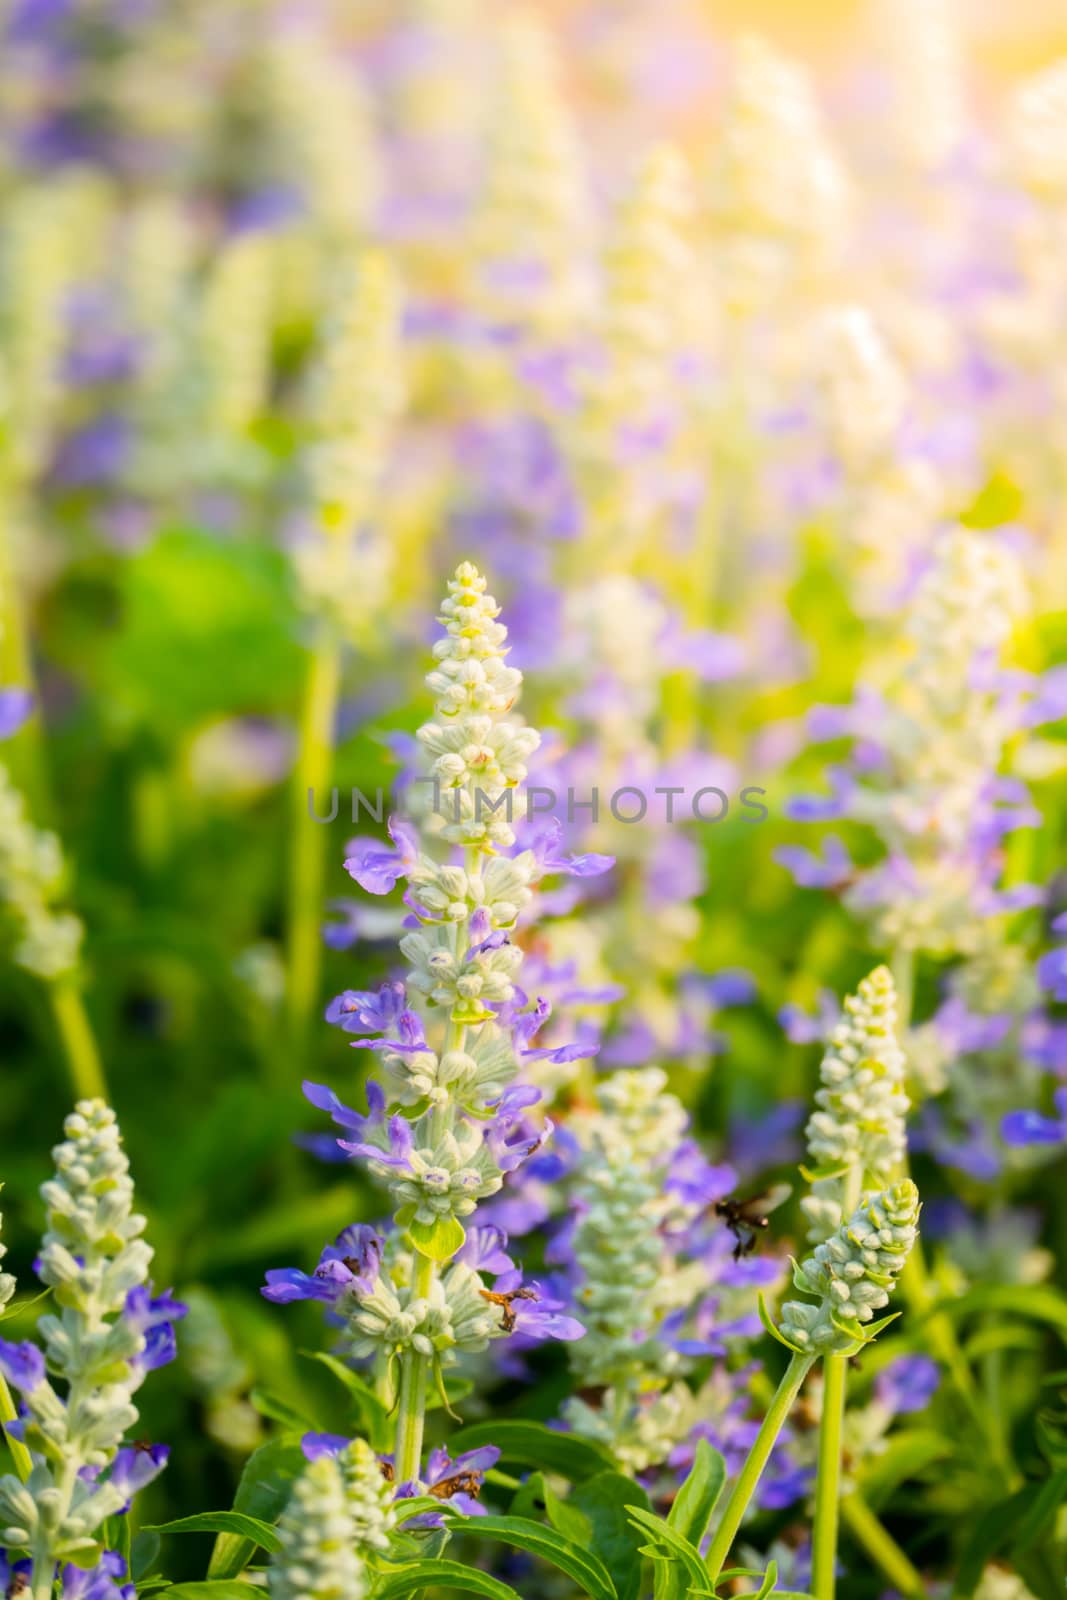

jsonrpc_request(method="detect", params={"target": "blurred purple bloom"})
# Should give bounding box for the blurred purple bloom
[1037,946,1067,1003]
[59,1552,134,1600]
[0,689,33,740]
[875,1355,941,1414]
[1002,1088,1067,1147]
[775,836,852,889]
[301,1432,353,1462]
[0,1339,45,1393]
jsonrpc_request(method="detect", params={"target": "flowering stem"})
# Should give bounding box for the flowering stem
[812,1355,847,1599]
[286,633,342,1061]
[705,1350,815,1581]
[811,1167,862,1600]
[841,1492,927,1598]
[0,1373,32,1481]
[48,975,107,1103]
[394,1251,435,1483]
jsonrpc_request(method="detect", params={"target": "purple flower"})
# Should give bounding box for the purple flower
[0,688,32,740]
[775,836,852,890]
[123,1285,187,1374]
[694,969,756,1008]
[506,1283,584,1342]
[456,1225,516,1276]
[301,1432,353,1462]
[665,1142,735,1207]
[314,1081,417,1172]
[784,767,855,822]
[262,1226,383,1305]
[106,1445,169,1511]
[1002,1088,1067,1147]
[324,982,408,1036]
[779,991,840,1044]
[528,820,614,879]
[875,1355,941,1415]
[486,1089,550,1173]
[396,1444,503,1524]
[59,1553,134,1600]
[344,817,419,895]
[0,1339,46,1393]
[0,1554,32,1598]
[1037,945,1067,1003]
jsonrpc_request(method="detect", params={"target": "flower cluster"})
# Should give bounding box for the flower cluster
[269,1437,396,1600]
[0,1102,183,1595]
[801,966,910,1242]
[779,1180,920,1355]
[266,563,599,1487]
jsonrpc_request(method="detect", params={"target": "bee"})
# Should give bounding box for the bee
[478,1286,538,1333]
[7,1573,29,1599]
[131,1438,157,1455]
[715,1183,792,1261]
[428,1471,484,1502]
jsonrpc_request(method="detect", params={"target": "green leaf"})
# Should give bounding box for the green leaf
[391,1495,452,1525]
[443,1513,617,1600]
[752,1560,779,1600]
[932,1285,1067,1343]
[543,1478,593,1546]
[656,1440,725,1600]
[447,1420,614,1483]
[409,1213,466,1262]
[207,1436,305,1580]
[954,1470,1067,1597]
[99,530,302,731]
[757,1291,805,1354]
[157,1587,268,1600]
[130,1531,161,1583]
[303,1351,391,1442]
[860,1429,952,1505]
[572,1473,652,1600]
[145,1512,281,1553]
[667,1438,726,1545]
[374,1560,522,1600]
[626,1507,714,1600]
[249,1389,318,1431]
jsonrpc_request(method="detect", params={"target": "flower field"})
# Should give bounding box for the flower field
[0,4,1066,1598]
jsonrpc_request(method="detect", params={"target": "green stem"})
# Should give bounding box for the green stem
[48,976,107,1103]
[285,633,342,1064]
[812,1168,863,1600]
[812,1356,847,1600]
[0,1373,32,1481]
[841,1493,926,1598]
[394,1251,435,1483]
[705,1351,815,1581]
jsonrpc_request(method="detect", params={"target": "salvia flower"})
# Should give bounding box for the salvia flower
[269,1452,368,1600]
[779,1180,920,1354]
[294,250,404,635]
[801,966,910,1241]
[0,765,83,979]
[0,1102,183,1581]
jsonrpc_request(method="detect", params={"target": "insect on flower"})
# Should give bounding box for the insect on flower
[478,1285,539,1332]
[715,1182,792,1261]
